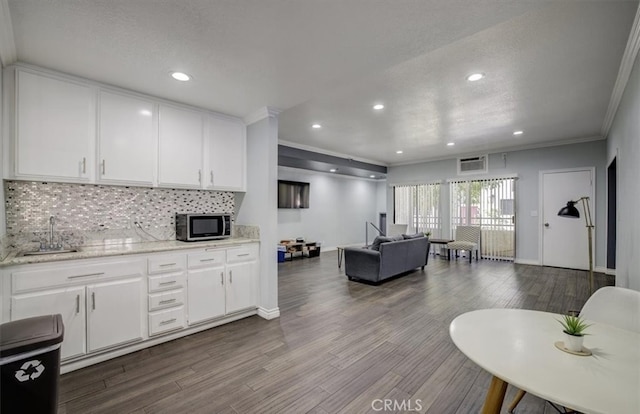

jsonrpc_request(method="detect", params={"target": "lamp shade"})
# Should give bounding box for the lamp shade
[558,201,580,218]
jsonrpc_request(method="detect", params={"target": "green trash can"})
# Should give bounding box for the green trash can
[0,314,64,414]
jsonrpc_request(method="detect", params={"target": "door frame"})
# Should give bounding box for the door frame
[538,167,595,267]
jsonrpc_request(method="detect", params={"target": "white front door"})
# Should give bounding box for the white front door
[541,168,594,269]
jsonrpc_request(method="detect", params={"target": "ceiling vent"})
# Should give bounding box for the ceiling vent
[457,155,488,175]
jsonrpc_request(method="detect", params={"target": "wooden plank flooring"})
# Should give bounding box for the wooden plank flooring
[58,252,611,413]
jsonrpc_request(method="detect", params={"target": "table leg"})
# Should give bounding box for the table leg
[338,247,344,268]
[481,375,508,414]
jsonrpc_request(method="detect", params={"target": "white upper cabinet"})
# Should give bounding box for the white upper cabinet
[206,115,246,191]
[158,105,204,188]
[98,91,155,185]
[15,70,95,181]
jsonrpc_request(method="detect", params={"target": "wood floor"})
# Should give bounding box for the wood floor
[58,252,611,414]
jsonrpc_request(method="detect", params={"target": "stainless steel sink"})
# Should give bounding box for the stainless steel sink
[19,249,79,257]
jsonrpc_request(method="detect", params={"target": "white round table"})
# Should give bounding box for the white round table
[449,308,640,414]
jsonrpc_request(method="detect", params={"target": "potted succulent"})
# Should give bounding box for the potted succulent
[558,314,591,352]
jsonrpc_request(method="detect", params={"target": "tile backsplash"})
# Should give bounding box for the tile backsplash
[4,180,235,249]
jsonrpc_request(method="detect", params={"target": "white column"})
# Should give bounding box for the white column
[236,107,280,319]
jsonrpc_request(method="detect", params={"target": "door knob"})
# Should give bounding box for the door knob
[544,223,550,227]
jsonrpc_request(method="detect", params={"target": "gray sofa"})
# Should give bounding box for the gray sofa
[344,235,430,284]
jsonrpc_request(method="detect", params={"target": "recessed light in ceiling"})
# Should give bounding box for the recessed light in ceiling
[370,175,376,178]
[447,142,455,146]
[513,130,524,136]
[373,104,385,110]
[396,150,403,154]
[312,124,322,129]
[171,72,191,81]
[330,168,337,173]
[466,73,485,82]
[139,109,152,116]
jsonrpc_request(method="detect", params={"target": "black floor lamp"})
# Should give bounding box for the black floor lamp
[557,196,595,295]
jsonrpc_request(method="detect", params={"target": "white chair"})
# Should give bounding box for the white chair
[387,223,407,237]
[447,226,481,262]
[508,286,640,412]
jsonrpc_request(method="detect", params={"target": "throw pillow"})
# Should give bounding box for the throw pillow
[370,236,393,251]
[402,233,425,240]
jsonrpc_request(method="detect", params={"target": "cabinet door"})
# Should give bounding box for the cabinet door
[158,105,203,187]
[207,115,246,191]
[98,91,155,185]
[16,70,94,180]
[87,278,143,352]
[187,267,225,325]
[225,262,256,314]
[11,287,86,360]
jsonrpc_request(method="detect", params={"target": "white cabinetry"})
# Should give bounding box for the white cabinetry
[11,287,86,360]
[147,254,187,335]
[87,278,143,352]
[206,115,246,191]
[15,70,94,181]
[158,105,204,188]
[187,250,226,325]
[8,258,144,361]
[98,91,155,185]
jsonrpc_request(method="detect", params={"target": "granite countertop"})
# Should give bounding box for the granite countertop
[0,237,260,267]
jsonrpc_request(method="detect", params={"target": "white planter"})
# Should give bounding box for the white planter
[564,332,584,352]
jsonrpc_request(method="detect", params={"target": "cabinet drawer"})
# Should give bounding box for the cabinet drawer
[148,273,185,293]
[149,307,185,336]
[226,245,258,263]
[148,254,186,274]
[148,289,185,311]
[187,251,225,269]
[12,260,145,294]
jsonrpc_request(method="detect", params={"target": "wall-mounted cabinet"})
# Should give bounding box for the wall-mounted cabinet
[15,70,94,181]
[158,105,204,188]
[4,66,246,192]
[98,91,156,185]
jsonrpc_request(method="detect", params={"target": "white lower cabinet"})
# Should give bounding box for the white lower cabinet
[87,278,143,352]
[4,242,259,371]
[11,286,86,360]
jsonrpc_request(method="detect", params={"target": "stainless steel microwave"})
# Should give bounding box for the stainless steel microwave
[175,213,231,241]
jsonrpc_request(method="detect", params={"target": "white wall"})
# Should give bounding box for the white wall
[236,110,279,319]
[278,167,381,250]
[606,51,640,290]
[387,140,607,267]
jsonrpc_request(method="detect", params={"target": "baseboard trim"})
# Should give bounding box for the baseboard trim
[514,259,540,266]
[595,266,615,276]
[258,306,280,320]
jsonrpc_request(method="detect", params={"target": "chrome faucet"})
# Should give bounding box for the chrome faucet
[49,216,57,249]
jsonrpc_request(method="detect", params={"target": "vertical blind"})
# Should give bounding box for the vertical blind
[393,183,441,237]
[450,177,516,260]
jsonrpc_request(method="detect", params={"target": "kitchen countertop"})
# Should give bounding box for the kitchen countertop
[0,237,260,267]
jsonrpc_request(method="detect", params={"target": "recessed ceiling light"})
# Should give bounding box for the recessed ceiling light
[312,124,322,129]
[513,130,524,136]
[330,168,337,173]
[447,142,455,146]
[396,150,403,154]
[139,109,152,116]
[171,72,191,81]
[466,73,485,82]
[373,104,385,110]
[370,175,376,178]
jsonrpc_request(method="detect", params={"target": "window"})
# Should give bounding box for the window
[393,183,441,237]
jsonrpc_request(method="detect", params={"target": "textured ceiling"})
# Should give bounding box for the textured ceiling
[5,0,639,166]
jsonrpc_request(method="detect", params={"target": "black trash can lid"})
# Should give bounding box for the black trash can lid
[0,314,64,358]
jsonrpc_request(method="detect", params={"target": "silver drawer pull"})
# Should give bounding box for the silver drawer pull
[159,280,177,286]
[159,263,177,267]
[205,248,218,252]
[159,318,177,326]
[200,258,215,262]
[236,253,250,257]
[159,299,177,305]
[68,272,104,279]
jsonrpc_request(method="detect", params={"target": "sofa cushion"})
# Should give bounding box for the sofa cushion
[370,236,393,251]
[402,233,424,240]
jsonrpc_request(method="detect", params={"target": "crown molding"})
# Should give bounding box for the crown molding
[244,106,282,125]
[0,0,17,67]
[601,4,640,136]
